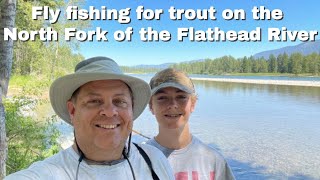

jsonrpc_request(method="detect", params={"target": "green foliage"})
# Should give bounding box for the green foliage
[12,0,86,78]
[268,54,278,73]
[10,75,51,96]
[4,96,60,175]
[307,53,320,75]
[9,75,34,87]
[290,53,303,75]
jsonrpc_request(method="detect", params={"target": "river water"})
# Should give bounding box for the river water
[55,75,320,180]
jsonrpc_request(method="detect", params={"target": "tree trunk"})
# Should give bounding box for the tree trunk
[0,0,17,178]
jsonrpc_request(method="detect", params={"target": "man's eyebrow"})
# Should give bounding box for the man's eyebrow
[114,93,129,97]
[85,92,101,96]
[85,92,129,97]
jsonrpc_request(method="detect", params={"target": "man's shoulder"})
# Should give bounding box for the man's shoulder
[5,159,57,179]
[133,142,164,157]
[145,138,157,147]
[131,142,170,166]
[131,142,175,180]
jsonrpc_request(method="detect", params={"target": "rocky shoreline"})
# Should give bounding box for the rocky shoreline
[191,77,320,87]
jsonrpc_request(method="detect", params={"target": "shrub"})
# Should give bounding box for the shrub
[5,96,60,175]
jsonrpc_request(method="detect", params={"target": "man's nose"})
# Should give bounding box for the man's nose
[99,103,118,117]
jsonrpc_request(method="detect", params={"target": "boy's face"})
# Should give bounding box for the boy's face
[150,87,196,129]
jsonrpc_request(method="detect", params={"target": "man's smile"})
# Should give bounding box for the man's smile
[96,124,120,129]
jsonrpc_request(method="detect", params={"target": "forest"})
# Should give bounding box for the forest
[122,53,320,76]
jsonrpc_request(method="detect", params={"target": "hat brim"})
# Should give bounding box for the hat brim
[50,72,151,125]
[151,82,194,95]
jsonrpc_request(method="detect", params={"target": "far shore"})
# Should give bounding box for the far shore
[191,77,320,87]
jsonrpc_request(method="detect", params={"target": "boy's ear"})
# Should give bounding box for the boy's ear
[191,96,197,113]
[149,100,155,115]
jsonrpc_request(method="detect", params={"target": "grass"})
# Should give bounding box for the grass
[8,75,51,99]
[7,75,53,122]
[9,75,35,87]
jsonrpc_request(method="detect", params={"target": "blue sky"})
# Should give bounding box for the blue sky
[79,0,320,66]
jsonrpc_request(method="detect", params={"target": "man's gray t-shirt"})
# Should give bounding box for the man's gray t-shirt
[5,143,174,180]
[147,136,235,180]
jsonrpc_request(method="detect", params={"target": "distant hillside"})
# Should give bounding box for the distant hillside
[132,63,173,69]
[254,40,320,59]
[129,59,205,69]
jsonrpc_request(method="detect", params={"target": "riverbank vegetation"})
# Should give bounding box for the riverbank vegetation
[5,96,60,175]
[4,0,86,175]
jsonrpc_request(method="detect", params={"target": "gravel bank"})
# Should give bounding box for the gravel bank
[191,78,320,87]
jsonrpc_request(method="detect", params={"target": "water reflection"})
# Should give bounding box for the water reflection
[193,80,320,103]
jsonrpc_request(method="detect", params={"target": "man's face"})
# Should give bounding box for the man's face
[67,80,133,152]
[150,87,196,129]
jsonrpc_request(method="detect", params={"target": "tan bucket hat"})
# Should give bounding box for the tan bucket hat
[49,56,151,125]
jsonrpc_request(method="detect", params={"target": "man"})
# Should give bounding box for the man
[6,57,174,179]
[147,68,235,180]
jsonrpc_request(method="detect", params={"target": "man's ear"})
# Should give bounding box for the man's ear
[67,100,76,123]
